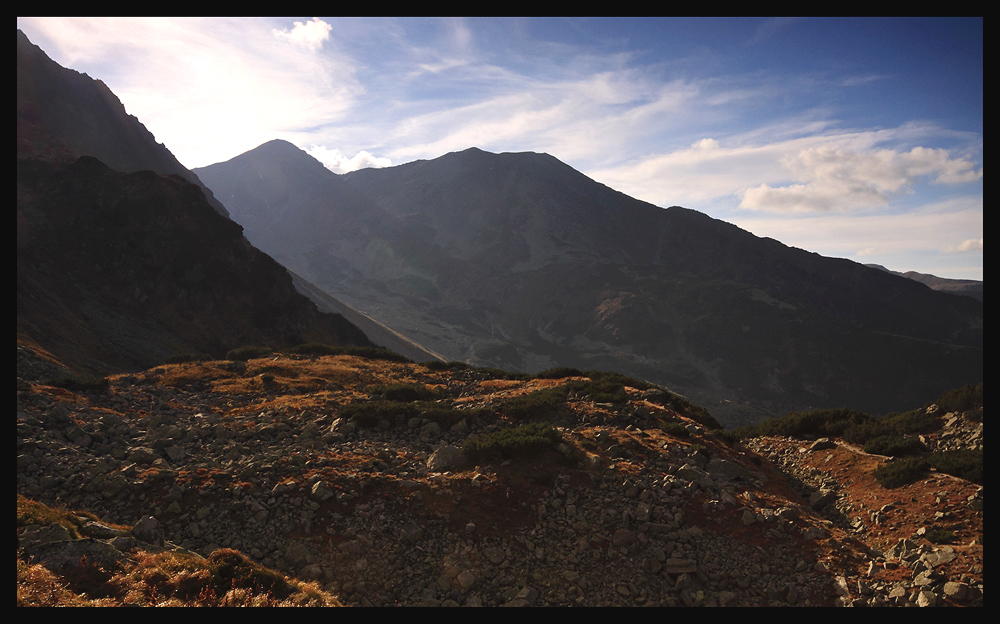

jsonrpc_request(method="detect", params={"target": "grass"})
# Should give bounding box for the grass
[16,496,342,607]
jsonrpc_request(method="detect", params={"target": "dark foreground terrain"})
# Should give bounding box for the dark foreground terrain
[17,347,983,606]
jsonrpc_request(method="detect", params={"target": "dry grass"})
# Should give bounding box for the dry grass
[16,496,343,607]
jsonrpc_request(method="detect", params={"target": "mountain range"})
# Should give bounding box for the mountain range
[195,140,983,426]
[15,27,983,427]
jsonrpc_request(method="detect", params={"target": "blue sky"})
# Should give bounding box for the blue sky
[17,17,983,280]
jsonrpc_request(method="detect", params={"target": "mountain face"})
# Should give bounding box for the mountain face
[195,143,983,426]
[16,29,228,218]
[16,32,374,377]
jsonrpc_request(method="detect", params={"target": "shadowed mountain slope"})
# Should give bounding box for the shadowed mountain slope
[17,156,373,377]
[16,29,229,217]
[195,146,982,427]
[16,32,376,378]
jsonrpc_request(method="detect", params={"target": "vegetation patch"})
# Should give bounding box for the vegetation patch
[163,352,211,364]
[659,422,690,438]
[862,434,926,457]
[873,456,930,489]
[367,382,440,402]
[925,529,956,545]
[932,383,983,414]
[288,343,412,363]
[463,423,561,463]
[496,386,570,420]
[928,449,983,484]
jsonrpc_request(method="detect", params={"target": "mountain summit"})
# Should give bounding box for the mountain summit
[196,144,982,426]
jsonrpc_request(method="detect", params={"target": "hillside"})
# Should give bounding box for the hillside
[195,141,983,427]
[16,351,983,606]
[16,30,376,378]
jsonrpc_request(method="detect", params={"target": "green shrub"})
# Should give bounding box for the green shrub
[463,423,561,462]
[925,529,955,544]
[659,422,690,437]
[340,400,419,428]
[932,383,983,413]
[863,434,926,457]
[367,383,439,402]
[496,386,568,420]
[535,367,583,380]
[928,449,983,484]
[733,407,871,440]
[873,456,930,489]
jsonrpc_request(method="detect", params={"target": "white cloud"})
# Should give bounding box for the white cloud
[19,18,363,168]
[951,238,983,252]
[737,145,983,213]
[307,145,392,173]
[273,17,332,52]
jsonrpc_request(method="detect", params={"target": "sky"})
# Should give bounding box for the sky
[17,17,983,280]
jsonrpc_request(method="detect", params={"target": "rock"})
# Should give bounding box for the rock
[131,515,164,546]
[427,445,465,472]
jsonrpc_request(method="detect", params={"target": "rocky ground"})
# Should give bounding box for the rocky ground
[16,348,984,606]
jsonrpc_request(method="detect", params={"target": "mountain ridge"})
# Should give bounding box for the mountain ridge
[196,142,982,426]
[16,31,376,378]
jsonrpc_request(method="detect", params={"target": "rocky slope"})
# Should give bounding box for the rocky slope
[16,350,984,606]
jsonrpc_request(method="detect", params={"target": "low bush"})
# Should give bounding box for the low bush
[925,528,955,544]
[931,383,983,413]
[862,434,926,457]
[928,449,983,484]
[367,383,439,403]
[496,386,569,420]
[732,407,871,440]
[659,422,690,438]
[340,401,418,428]
[535,367,583,380]
[462,423,561,463]
[873,456,930,489]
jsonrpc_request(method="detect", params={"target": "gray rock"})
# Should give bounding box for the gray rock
[132,515,164,546]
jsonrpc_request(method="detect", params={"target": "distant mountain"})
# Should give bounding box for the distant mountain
[196,142,983,426]
[16,32,375,377]
[865,264,983,302]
